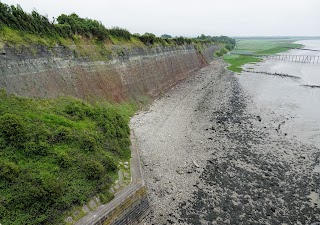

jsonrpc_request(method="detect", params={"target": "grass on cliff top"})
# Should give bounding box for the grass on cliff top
[0,90,136,225]
[0,26,73,47]
[0,26,145,55]
[224,38,303,72]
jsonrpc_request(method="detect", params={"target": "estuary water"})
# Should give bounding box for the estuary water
[241,39,320,149]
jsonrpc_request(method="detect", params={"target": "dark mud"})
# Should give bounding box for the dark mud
[243,70,301,79]
[302,85,320,89]
[179,70,320,225]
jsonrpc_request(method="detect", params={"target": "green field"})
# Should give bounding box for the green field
[224,38,303,72]
[0,91,136,225]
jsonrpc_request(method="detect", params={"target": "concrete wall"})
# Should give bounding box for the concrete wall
[0,44,220,102]
[75,183,149,225]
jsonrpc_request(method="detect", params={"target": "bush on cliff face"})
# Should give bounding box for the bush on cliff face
[0,90,136,225]
[215,48,229,57]
[0,113,27,147]
[139,32,157,45]
[107,27,132,40]
[57,13,109,40]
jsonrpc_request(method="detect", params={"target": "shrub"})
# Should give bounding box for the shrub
[62,98,96,120]
[139,33,157,45]
[0,160,20,181]
[83,160,105,180]
[161,34,172,38]
[63,101,83,119]
[55,151,72,168]
[51,126,72,143]
[24,141,50,156]
[225,44,234,51]
[99,192,114,204]
[216,51,223,57]
[100,153,118,172]
[215,48,229,57]
[0,113,26,146]
[80,132,98,152]
[107,27,131,40]
[57,13,109,40]
[0,205,9,221]
[172,36,186,45]
[40,172,64,197]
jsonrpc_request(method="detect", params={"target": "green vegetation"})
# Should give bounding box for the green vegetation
[196,34,236,49]
[224,38,303,72]
[0,90,136,225]
[161,34,172,38]
[0,2,235,50]
[224,54,262,72]
[215,48,229,57]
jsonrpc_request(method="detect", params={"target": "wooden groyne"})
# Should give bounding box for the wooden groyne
[263,54,320,63]
[231,53,320,64]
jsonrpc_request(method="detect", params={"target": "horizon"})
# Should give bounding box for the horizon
[1,0,319,37]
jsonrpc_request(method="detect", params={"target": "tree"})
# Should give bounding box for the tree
[161,34,172,38]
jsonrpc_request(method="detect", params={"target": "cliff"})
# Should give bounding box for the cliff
[0,44,220,102]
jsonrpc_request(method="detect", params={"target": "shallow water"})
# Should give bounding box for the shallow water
[242,39,320,147]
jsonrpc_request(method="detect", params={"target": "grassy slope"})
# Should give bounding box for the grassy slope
[0,90,136,225]
[224,39,303,72]
[0,27,148,61]
[0,26,73,47]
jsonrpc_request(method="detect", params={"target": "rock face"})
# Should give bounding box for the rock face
[0,44,220,101]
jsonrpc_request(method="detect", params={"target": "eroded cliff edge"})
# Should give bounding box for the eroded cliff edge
[0,44,220,101]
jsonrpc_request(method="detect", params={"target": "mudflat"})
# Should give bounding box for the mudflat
[131,59,320,224]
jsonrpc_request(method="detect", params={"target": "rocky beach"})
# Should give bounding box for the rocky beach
[131,41,320,224]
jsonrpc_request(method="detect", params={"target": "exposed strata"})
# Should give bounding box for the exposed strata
[0,44,219,102]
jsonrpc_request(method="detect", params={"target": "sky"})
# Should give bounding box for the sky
[2,0,320,37]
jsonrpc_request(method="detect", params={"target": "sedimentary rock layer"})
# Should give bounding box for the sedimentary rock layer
[0,44,219,101]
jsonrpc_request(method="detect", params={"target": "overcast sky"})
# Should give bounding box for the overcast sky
[2,0,320,37]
